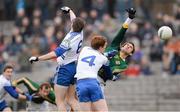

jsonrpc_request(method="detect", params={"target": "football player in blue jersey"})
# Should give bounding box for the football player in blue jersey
[75,36,109,111]
[0,64,32,112]
[29,7,85,111]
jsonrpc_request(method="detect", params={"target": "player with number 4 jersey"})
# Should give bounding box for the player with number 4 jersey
[75,36,109,111]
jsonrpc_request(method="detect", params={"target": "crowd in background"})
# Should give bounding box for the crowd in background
[0,0,179,76]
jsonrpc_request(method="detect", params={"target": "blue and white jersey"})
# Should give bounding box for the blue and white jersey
[75,46,108,80]
[55,31,83,65]
[0,75,11,102]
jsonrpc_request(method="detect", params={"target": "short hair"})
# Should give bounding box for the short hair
[72,17,85,32]
[128,42,135,54]
[3,64,13,72]
[39,82,51,90]
[121,42,135,55]
[91,36,107,50]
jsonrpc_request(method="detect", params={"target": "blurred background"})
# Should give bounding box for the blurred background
[0,0,179,111]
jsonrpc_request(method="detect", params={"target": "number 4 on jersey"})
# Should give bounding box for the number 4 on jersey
[81,55,96,66]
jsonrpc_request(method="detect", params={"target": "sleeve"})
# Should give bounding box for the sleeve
[4,86,19,99]
[54,39,71,57]
[12,77,29,86]
[104,50,118,59]
[98,65,113,82]
[12,77,40,95]
[102,65,113,80]
[110,18,132,48]
[103,57,109,66]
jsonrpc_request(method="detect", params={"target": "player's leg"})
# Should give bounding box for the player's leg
[54,84,68,111]
[79,102,92,111]
[66,85,80,111]
[92,99,108,112]
[53,65,72,111]
[64,62,80,111]
[76,79,98,111]
[54,62,77,111]
[90,79,108,112]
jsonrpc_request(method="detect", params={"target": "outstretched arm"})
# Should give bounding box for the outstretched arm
[4,84,31,101]
[15,87,24,94]
[61,6,77,32]
[38,51,57,61]
[29,31,72,64]
[110,8,136,48]
[12,77,40,94]
[69,9,76,21]
[61,6,76,21]
[29,45,70,63]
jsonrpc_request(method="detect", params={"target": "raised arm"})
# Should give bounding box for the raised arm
[110,8,136,48]
[61,6,76,21]
[12,77,39,92]
[69,9,76,21]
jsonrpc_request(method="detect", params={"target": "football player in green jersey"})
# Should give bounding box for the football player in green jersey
[98,8,136,85]
[12,77,56,104]
[12,77,76,111]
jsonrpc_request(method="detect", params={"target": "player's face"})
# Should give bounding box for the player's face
[120,43,134,55]
[39,86,50,97]
[4,68,13,80]
[99,42,107,53]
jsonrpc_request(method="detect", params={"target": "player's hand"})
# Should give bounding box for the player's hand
[24,93,32,101]
[112,74,121,81]
[61,6,71,14]
[126,8,136,19]
[104,50,118,59]
[29,56,39,64]
[12,80,17,86]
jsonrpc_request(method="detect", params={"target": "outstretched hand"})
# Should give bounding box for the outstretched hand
[24,93,32,101]
[126,8,136,19]
[61,6,71,14]
[29,56,39,64]
[104,50,118,59]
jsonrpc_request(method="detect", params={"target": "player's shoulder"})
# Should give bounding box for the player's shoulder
[66,31,82,39]
[101,54,108,61]
[63,31,82,45]
[81,46,90,51]
[83,46,90,49]
[0,75,11,86]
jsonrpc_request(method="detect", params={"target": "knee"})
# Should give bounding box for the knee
[66,98,76,106]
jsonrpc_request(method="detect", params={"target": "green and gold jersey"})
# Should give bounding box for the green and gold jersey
[108,52,128,74]
[105,23,129,74]
[12,77,56,105]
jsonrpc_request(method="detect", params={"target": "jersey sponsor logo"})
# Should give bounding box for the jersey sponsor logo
[115,61,120,65]
[60,39,71,49]
[114,55,119,59]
